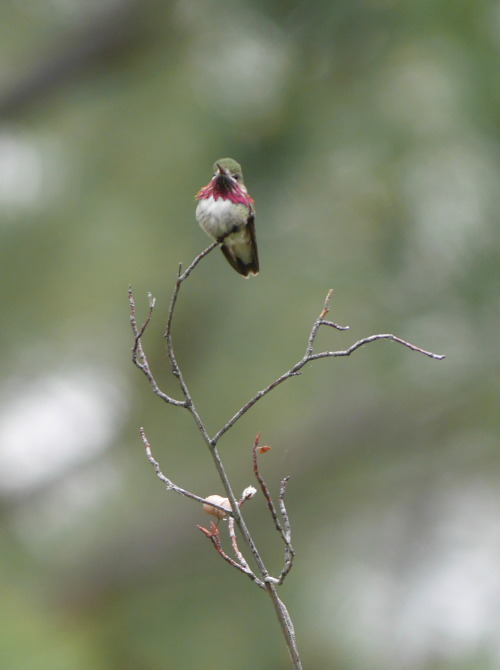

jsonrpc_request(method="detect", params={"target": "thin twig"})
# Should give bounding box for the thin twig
[226,485,258,573]
[228,515,255,576]
[163,244,218,443]
[277,477,294,584]
[140,428,235,518]
[308,332,446,361]
[306,289,349,357]
[197,523,265,587]
[279,477,292,542]
[129,286,186,406]
[213,290,444,442]
[252,435,295,583]
[252,434,285,536]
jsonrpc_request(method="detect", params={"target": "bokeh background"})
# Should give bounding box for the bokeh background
[1,1,499,669]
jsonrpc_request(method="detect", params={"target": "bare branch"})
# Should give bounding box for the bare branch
[163,245,218,444]
[213,291,445,442]
[141,424,266,587]
[165,242,218,349]
[306,289,349,356]
[179,241,219,282]
[228,515,255,577]
[252,435,295,583]
[132,249,444,670]
[129,286,186,407]
[279,477,292,544]
[308,332,446,361]
[223,485,258,573]
[277,477,294,584]
[197,523,265,587]
[140,428,234,518]
[253,434,285,537]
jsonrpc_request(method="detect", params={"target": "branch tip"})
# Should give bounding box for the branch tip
[319,288,334,318]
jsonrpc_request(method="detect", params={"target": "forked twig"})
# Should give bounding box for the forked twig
[197,522,266,587]
[140,428,236,518]
[212,289,445,442]
[129,287,186,407]
[252,434,295,583]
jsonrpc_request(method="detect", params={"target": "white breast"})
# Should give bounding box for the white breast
[196,196,246,239]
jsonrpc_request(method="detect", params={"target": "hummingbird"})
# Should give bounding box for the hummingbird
[195,158,259,277]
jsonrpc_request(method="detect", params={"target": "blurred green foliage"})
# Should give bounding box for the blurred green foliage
[0,1,499,668]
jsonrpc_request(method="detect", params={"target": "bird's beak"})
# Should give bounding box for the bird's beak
[216,163,226,175]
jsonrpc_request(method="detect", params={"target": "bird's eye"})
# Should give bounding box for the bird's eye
[233,173,241,180]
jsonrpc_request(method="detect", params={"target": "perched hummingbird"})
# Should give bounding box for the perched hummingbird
[195,158,259,277]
